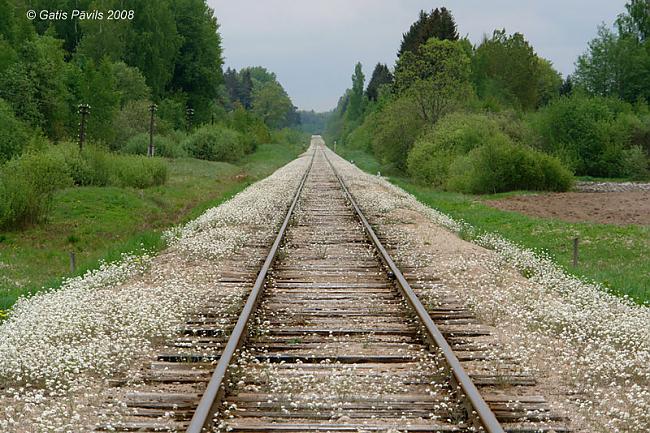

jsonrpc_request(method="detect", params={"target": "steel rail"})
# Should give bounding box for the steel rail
[186,148,316,433]
[322,146,506,433]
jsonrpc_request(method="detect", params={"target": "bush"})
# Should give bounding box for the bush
[108,153,168,188]
[58,143,111,186]
[621,145,650,180]
[532,94,643,177]
[122,133,187,158]
[447,139,574,194]
[59,143,167,188]
[407,113,503,186]
[183,125,245,162]
[0,151,73,229]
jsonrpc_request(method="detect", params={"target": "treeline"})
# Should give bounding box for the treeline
[0,0,303,230]
[327,3,650,194]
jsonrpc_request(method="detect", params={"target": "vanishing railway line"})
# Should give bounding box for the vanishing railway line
[99,137,566,433]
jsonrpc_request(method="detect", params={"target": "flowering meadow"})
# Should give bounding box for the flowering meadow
[0,150,312,432]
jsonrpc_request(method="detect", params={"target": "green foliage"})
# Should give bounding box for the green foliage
[251,80,294,129]
[0,35,72,140]
[398,7,459,58]
[169,0,224,121]
[183,125,245,162]
[123,133,187,158]
[228,106,271,149]
[394,38,473,123]
[447,139,573,194]
[111,99,155,151]
[74,58,121,145]
[271,128,308,149]
[111,62,151,108]
[532,93,649,177]
[366,63,393,102]
[298,110,331,134]
[575,2,650,103]
[0,98,31,162]
[109,153,168,188]
[407,113,502,186]
[371,95,426,168]
[407,112,573,193]
[347,62,365,122]
[0,150,73,229]
[473,30,561,110]
[621,145,650,179]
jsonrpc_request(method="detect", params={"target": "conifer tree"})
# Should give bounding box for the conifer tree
[366,63,393,101]
[398,7,459,58]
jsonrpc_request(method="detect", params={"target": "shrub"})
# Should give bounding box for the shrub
[122,133,187,158]
[447,139,574,194]
[183,125,245,162]
[621,146,650,180]
[58,143,111,186]
[532,94,642,177]
[0,151,73,229]
[59,143,167,188]
[107,154,168,188]
[407,113,503,186]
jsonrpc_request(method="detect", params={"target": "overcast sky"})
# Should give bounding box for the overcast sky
[208,1,628,112]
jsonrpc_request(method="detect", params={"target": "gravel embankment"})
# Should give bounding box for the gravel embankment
[328,150,650,433]
[575,180,650,192]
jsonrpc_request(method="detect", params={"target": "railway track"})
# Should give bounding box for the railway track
[98,137,568,433]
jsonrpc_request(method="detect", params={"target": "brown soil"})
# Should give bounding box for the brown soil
[485,191,650,225]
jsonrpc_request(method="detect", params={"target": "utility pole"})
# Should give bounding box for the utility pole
[148,103,158,157]
[186,107,195,131]
[78,103,90,151]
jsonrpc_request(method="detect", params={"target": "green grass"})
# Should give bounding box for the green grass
[336,146,650,304]
[0,142,303,310]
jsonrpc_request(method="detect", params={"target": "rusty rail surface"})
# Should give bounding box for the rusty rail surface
[186,148,315,433]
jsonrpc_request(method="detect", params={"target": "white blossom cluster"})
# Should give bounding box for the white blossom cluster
[327,149,650,432]
[0,149,313,432]
[164,155,311,259]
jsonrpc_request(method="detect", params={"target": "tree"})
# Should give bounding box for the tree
[398,7,459,58]
[111,61,150,108]
[125,0,181,98]
[536,58,562,106]
[170,0,224,121]
[0,35,72,139]
[366,63,393,102]
[575,24,650,102]
[223,67,242,108]
[240,69,254,109]
[472,30,559,109]
[347,62,365,121]
[394,38,472,123]
[75,58,120,144]
[251,81,293,128]
[575,1,650,103]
